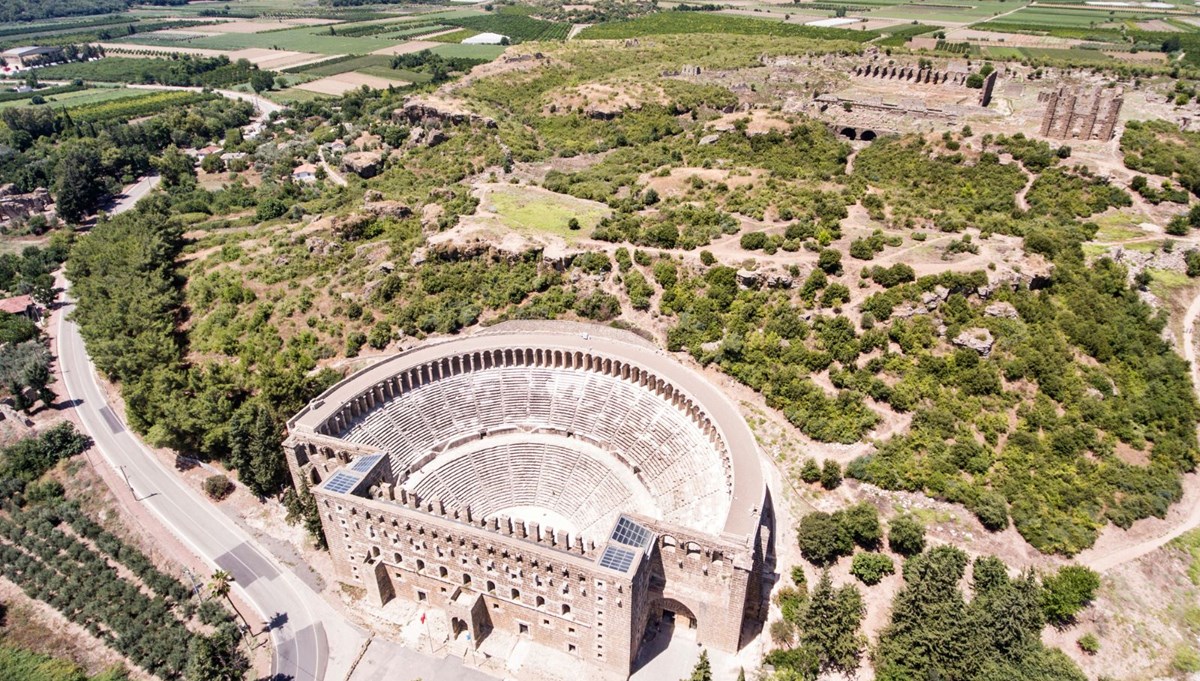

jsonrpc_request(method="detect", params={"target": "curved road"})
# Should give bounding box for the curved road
[56,283,367,680]
[56,177,364,680]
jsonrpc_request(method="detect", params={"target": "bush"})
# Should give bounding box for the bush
[791,565,807,588]
[1042,565,1100,625]
[800,457,821,484]
[972,490,1009,531]
[817,248,842,275]
[740,231,768,250]
[887,514,926,556]
[850,552,895,585]
[1077,633,1100,655]
[203,474,233,500]
[797,511,852,566]
[839,502,881,549]
[820,459,842,490]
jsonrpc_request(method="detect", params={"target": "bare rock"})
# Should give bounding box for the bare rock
[342,151,383,179]
[364,199,411,219]
[699,133,721,146]
[984,302,1018,319]
[305,236,340,256]
[421,203,444,231]
[952,327,995,356]
[736,269,760,289]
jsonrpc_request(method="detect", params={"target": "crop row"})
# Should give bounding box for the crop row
[67,91,217,124]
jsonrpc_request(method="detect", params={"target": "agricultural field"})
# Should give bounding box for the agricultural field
[443,8,571,42]
[65,89,217,123]
[980,5,1173,29]
[0,85,146,110]
[579,10,879,40]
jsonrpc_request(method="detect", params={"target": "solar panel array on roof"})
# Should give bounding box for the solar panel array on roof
[610,516,653,549]
[598,545,636,573]
[350,453,384,473]
[324,471,362,495]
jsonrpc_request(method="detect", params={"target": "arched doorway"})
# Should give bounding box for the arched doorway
[451,616,468,639]
[859,129,877,141]
[839,127,857,140]
[657,598,699,638]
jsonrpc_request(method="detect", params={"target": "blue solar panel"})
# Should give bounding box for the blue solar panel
[350,454,383,473]
[610,516,653,549]
[598,546,636,573]
[324,472,361,495]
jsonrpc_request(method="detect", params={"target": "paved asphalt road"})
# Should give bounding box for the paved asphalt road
[55,284,360,680]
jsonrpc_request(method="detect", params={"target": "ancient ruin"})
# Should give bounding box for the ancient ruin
[285,322,771,679]
[1038,85,1124,141]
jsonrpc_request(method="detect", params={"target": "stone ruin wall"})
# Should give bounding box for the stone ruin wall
[1038,85,1124,141]
[285,431,757,679]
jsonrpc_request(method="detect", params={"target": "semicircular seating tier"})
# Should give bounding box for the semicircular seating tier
[333,350,733,536]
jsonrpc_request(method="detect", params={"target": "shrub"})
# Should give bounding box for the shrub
[800,457,821,484]
[839,502,881,549]
[972,490,1009,531]
[817,248,842,275]
[1077,633,1100,655]
[820,459,842,490]
[887,515,926,556]
[1042,565,1100,625]
[203,474,233,500]
[797,511,852,566]
[699,250,716,266]
[740,231,768,250]
[791,565,807,589]
[850,552,895,585]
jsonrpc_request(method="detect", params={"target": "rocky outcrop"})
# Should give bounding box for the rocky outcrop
[395,98,497,129]
[364,198,411,219]
[305,236,340,256]
[952,327,994,356]
[984,302,1018,319]
[342,151,383,179]
[736,269,760,288]
[407,126,447,148]
[421,203,444,231]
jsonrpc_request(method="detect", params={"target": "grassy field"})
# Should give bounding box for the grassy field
[579,11,878,40]
[979,5,1174,29]
[300,54,395,76]
[116,26,399,54]
[0,86,146,110]
[1092,211,1153,242]
[430,43,508,59]
[486,185,610,240]
[862,0,1016,22]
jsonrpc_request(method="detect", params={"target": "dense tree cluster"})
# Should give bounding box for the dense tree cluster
[1121,119,1200,199]
[873,547,1088,681]
[66,199,332,499]
[0,98,251,222]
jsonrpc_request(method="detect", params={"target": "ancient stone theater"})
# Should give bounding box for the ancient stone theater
[284,321,772,678]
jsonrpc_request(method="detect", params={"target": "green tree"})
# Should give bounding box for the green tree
[0,340,56,412]
[1041,566,1100,626]
[800,570,865,674]
[887,515,925,556]
[839,502,881,549]
[53,139,103,223]
[797,512,852,566]
[227,399,285,496]
[249,69,275,94]
[820,459,842,490]
[154,145,196,189]
[687,649,712,681]
[800,457,821,484]
[184,622,248,681]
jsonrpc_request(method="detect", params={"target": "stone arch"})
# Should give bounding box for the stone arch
[860,129,877,142]
[840,127,857,140]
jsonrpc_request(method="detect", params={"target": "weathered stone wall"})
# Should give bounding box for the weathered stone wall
[1039,85,1123,141]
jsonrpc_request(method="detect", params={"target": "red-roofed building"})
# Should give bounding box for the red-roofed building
[0,294,38,321]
